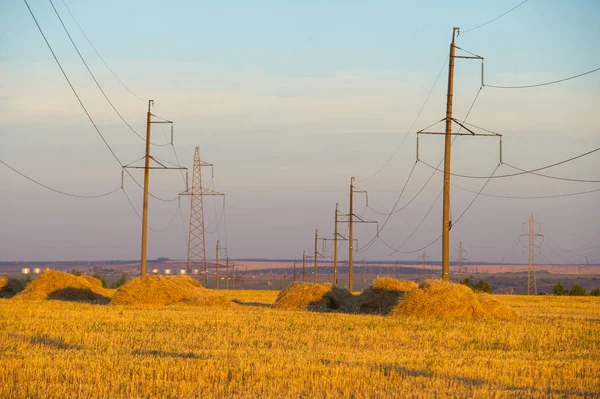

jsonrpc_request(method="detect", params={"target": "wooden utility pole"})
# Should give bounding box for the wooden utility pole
[334,203,339,285]
[140,100,152,277]
[226,257,229,290]
[441,27,458,282]
[416,27,497,282]
[125,100,182,277]
[314,230,319,283]
[346,177,376,292]
[215,241,220,289]
[293,258,297,282]
[302,251,306,282]
[349,179,354,290]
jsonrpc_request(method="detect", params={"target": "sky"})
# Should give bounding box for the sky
[1,0,599,264]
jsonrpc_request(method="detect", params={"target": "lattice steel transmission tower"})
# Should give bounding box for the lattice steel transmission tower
[521,212,543,295]
[180,147,223,285]
[456,241,469,273]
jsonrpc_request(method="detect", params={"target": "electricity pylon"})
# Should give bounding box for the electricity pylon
[456,241,469,273]
[343,177,378,292]
[419,250,429,266]
[123,100,186,277]
[179,147,224,286]
[520,212,543,295]
[416,27,501,281]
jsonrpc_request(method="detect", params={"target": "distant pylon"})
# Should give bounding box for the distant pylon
[520,212,543,295]
[419,250,429,266]
[180,147,224,286]
[457,241,468,273]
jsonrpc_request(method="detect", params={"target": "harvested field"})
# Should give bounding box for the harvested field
[392,279,518,319]
[110,275,227,306]
[272,282,355,312]
[357,277,418,315]
[14,270,114,304]
[0,292,598,398]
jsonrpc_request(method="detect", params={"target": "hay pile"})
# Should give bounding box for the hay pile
[14,270,114,303]
[81,275,103,288]
[0,277,26,298]
[392,280,518,319]
[272,282,355,312]
[111,275,227,306]
[357,277,418,315]
[478,293,519,319]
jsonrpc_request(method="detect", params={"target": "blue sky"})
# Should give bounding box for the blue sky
[1,0,599,264]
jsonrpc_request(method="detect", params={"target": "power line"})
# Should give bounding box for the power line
[59,0,146,103]
[453,183,600,199]
[357,161,418,252]
[419,145,600,179]
[370,87,485,218]
[381,163,500,255]
[121,187,180,232]
[504,163,600,183]
[357,56,448,182]
[462,0,531,34]
[485,66,600,89]
[26,0,182,205]
[359,86,484,253]
[49,0,169,146]
[24,0,123,167]
[1,159,121,199]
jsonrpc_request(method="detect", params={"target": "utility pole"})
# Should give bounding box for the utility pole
[179,147,224,286]
[314,229,319,283]
[123,100,184,277]
[302,251,306,282]
[521,212,543,295]
[345,177,377,292]
[293,258,297,282]
[416,27,499,281]
[140,100,152,277]
[215,241,220,289]
[226,257,229,290]
[321,203,354,286]
[334,204,339,285]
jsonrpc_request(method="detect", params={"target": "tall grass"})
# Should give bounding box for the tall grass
[0,292,598,398]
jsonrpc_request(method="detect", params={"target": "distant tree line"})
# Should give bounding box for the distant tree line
[552,283,600,296]
[459,278,493,294]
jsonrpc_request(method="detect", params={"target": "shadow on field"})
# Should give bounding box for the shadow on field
[231,299,271,308]
[133,349,199,359]
[0,278,25,298]
[30,335,83,350]
[47,288,112,304]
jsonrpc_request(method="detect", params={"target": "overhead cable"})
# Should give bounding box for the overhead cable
[462,0,531,34]
[59,0,146,103]
[1,159,120,199]
[49,0,169,146]
[419,146,600,179]
[357,56,448,182]
[485,67,600,89]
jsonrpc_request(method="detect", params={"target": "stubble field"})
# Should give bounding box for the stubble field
[0,291,599,398]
